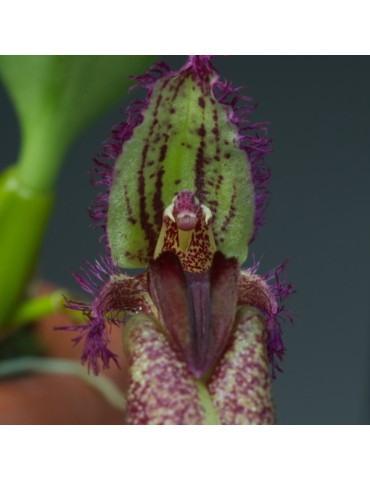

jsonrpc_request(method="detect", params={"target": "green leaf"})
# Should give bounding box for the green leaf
[0,55,155,192]
[0,55,155,324]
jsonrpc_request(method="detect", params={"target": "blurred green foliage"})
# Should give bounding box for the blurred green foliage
[0,55,155,324]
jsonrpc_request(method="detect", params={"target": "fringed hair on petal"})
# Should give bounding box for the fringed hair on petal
[184,55,215,83]
[57,255,121,318]
[262,259,295,324]
[90,56,271,250]
[89,61,174,250]
[212,67,272,243]
[247,258,295,377]
[55,298,120,374]
[72,255,122,297]
[55,255,122,374]
[56,308,119,375]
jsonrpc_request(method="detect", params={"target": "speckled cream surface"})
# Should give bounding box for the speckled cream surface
[208,307,275,425]
[124,314,204,425]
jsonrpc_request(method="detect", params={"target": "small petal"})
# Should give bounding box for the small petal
[92,272,155,320]
[238,260,294,375]
[238,270,278,316]
[208,307,275,425]
[123,313,204,425]
[59,257,155,374]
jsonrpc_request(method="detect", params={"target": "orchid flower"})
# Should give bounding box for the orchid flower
[60,56,293,425]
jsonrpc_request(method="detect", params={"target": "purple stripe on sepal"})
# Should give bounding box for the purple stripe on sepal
[148,251,239,378]
[180,56,272,242]
[90,56,271,255]
[212,79,272,243]
[89,62,172,249]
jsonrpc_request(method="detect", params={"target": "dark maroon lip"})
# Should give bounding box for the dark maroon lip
[148,251,239,378]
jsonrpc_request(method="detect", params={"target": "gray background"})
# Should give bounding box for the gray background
[1,56,369,424]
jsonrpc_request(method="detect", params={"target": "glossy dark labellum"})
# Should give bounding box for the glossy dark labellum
[148,251,239,378]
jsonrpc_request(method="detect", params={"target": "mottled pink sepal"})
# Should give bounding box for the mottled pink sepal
[208,307,275,425]
[123,313,203,425]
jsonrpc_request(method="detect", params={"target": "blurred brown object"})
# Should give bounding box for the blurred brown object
[0,284,128,425]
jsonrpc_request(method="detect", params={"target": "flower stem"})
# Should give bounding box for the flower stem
[195,379,221,425]
[16,128,66,194]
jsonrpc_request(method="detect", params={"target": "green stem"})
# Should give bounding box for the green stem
[195,379,221,425]
[0,168,53,324]
[16,126,66,194]
[0,357,126,411]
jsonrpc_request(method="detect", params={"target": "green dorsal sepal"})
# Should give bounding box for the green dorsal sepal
[108,57,254,268]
